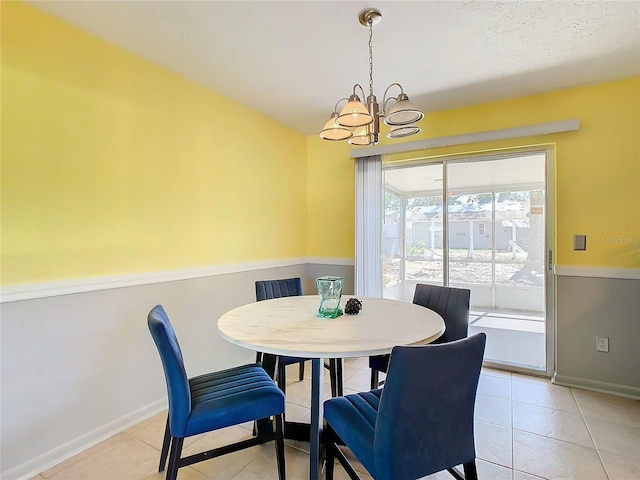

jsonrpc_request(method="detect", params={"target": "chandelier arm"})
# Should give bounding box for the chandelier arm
[333,97,351,114]
[352,84,366,101]
[381,83,405,114]
[382,96,397,117]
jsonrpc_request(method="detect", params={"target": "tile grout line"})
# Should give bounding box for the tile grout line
[572,387,613,480]
[37,365,637,480]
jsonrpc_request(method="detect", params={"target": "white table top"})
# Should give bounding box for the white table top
[217,295,445,358]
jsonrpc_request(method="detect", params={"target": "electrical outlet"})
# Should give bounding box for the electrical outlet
[596,337,609,352]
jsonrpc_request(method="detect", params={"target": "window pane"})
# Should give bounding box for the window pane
[383,190,401,288]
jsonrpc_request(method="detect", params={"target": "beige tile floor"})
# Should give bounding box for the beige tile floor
[30,358,639,480]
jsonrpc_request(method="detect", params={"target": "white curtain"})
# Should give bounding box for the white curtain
[354,155,383,296]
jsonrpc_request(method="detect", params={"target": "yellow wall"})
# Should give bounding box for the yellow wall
[1,2,307,285]
[306,138,355,258]
[2,3,638,288]
[307,77,640,268]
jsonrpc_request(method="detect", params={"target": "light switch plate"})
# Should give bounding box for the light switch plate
[573,234,587,251]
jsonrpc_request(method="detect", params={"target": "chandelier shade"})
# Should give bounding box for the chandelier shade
[387,123,421,139]
[319,112,353,141]
[318,8,424,146]
[384,94,424,126]
[347,124,373,146]
[337,96,374,127]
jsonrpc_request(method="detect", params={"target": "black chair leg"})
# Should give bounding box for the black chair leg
[463,460,479,480]
[329,429,362,480]
[275,414,286,479]
[370,369,379,390]
[329,359,344,397]
[335,358,343,396]
[447,467,464,480]
[159,416,171,472]
[277,363,287,395]
[329,359,337,397]
[325,426,335,480]
[165,436,184,480]
[299,361,305,381]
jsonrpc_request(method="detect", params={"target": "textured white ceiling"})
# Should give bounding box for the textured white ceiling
[29,1,640,135]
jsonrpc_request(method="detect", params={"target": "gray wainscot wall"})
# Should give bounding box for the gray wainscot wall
[0,260,354,479]
[554,271,640,397]
[2,260,637,479]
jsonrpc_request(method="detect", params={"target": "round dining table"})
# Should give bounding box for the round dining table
[217,295,445,480]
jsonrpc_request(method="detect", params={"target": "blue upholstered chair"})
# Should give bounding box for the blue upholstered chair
[148,305,286,480]
[369,283,471,389]
[255,277,343,397]
[255,278,307,384]
[324,333,486,480]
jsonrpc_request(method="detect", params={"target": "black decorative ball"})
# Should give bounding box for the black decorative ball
[344,297,363,315]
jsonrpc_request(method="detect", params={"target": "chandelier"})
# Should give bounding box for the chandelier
[318,8,424,146]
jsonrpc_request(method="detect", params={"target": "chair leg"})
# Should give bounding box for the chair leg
[335,358,343,396]
[158,415,171,472]
[329,431,362,480]
[329,359,337,397]
[370,369,379,390]
[329,359,344,397]
[277,363,287,395]
[446,467,465,480]
[165,436,184,480]
[325,426,335,480]
[463,460,478,480]
[275,360,288,428]
[275,413,286,480]
[299,361,305,381]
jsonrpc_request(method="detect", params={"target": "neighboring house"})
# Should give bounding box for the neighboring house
[384,200,533,255]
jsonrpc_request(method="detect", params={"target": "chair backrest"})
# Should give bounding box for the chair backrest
[413,283,471,344]
[374,333,486,480]
[147,305,191,438]
[255,277,303,301]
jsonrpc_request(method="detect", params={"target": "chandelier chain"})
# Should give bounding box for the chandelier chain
[368,19,374,97]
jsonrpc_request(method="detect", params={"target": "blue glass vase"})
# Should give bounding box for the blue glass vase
[316,276,344,318]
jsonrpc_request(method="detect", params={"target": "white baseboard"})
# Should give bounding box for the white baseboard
[552,374,640,400]
[2,399,167,480]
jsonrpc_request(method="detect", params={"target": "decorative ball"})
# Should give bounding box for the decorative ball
[344,297,363,315]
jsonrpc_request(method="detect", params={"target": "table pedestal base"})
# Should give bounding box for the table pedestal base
[256,357,325,480]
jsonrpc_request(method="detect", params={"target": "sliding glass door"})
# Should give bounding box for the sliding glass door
[382,150,552,373]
